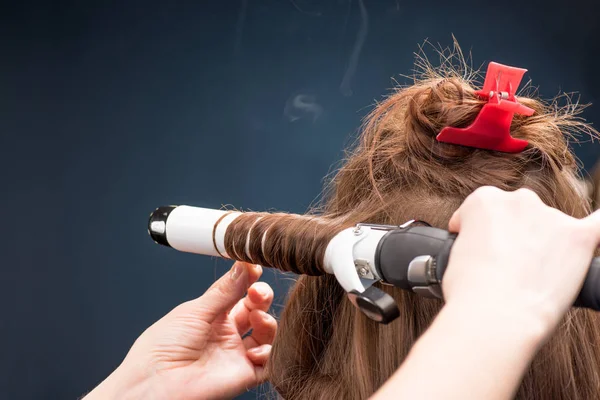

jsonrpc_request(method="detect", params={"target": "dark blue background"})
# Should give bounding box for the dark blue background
[2,1,599,398]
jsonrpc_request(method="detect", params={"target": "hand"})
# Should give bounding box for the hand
[373,186,600,400]
[86,262,277,400]
[444,186,600,338]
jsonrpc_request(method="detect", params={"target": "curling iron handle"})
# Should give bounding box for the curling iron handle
[574,257,600,311]
[435,236,600,312]
[379,226,600,312]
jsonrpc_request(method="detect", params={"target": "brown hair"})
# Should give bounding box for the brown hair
[587,160,600,210]
[221,44,600,399]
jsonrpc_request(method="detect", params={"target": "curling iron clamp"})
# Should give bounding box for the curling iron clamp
[148,205,600,324]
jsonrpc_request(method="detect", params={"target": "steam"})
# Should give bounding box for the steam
[339,0,369,97]
[284,93,324,123]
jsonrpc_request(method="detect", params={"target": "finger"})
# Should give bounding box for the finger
[247,344,272,366]
[243,334,259,350]
[247,264,263,286]
[187,262,254,323]
[246,282,273,311]
[448,208,461,233]
[244,310,277,348]
[253,365,267,384]
[449,186,505,232]
[248,343,273,384]
[231,282,274,334]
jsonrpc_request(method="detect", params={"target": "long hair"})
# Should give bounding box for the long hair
[222,44,600,399]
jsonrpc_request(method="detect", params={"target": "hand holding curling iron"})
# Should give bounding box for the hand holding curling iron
[444,186,600,335]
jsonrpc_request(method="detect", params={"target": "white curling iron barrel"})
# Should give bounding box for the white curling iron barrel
[148,206,243,258]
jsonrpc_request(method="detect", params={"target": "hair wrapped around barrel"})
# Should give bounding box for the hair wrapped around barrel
[217,211,351,276]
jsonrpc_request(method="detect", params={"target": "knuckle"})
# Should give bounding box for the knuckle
[259,310,278,327]
[253,314,278,342]
[465,187,486,207]
[472,185,502,200]
[206,284,227,301]
[572,219,598,248]
[266,317,278,336]
[514,188,540,203]
[465,186,502,211]
[268,312,278,326]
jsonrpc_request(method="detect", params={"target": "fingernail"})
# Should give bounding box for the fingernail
[248,345,269,355]
[231,263,244,281]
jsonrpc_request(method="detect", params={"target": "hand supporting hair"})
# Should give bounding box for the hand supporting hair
[83,263,277,400]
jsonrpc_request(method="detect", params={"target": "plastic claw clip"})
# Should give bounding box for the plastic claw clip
[436,62,535,153]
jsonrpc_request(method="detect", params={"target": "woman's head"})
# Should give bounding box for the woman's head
[225,46,600,399]
[323,55,594,227]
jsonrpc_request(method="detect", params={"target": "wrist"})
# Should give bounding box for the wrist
[442,296,549,353]
[373,295,549,400]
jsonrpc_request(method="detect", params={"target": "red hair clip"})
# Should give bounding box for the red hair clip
[436,62,535,153]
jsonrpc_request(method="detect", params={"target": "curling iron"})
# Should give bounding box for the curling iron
[148,205,600,324]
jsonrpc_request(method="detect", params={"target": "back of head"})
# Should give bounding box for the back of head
[267,45,600,399]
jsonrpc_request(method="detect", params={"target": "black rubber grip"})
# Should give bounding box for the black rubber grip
[574,257,600,311]
[376,225,600,312]
[375,226,456,290]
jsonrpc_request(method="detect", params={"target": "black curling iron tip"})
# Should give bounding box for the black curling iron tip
[148,206,176,247]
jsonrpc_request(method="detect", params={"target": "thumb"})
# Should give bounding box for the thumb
[190,262,251,323]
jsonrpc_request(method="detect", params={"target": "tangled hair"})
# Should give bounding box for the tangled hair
[222,44,600,399]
